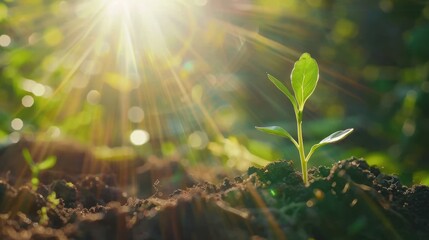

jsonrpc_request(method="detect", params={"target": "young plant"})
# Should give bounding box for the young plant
[256,53,353,185]
[22,148,57,190]
[38,192,59,225]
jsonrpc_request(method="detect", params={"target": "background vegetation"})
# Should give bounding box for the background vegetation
[1,0,428,184]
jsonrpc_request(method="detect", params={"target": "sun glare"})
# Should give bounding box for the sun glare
[130,129,150,145]
[5,0,265,150]
[99,0,183,58]
[7,0,331,153]
[30,0,204,145]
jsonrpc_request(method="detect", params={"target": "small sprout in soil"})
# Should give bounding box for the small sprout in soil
[256,53,353,185]
[38,191,60,225]
[22,148,57,190]
[38,206,49,225]
[47,191,60,207]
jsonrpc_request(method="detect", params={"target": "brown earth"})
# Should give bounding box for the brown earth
[0,139,429,240]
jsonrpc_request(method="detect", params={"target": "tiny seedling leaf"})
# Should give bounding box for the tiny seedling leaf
[267,74,298,112]
[22,148,34,167]
[47,192,60,206]
[319,128,354,144]
[256,126,298,147]
[306,128,354,162]
[291,53,319,110]
[37,156,57,170]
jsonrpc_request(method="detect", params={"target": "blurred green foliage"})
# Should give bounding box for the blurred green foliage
[0,0,428,184]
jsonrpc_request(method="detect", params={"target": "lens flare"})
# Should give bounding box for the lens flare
[130,129,150,145]
[11,118,24,131]
[4,0,366,165]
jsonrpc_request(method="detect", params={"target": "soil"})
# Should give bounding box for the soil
[1,140,429,239]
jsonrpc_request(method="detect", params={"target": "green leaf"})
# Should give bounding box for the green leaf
[22,148,34,167]
[291,53,319,110]
[319,128,354,144]
[306,128,354,162]
[47,192,60,206]
[255,126,298,148]
[267,74,298,112]
[37,156,57,170]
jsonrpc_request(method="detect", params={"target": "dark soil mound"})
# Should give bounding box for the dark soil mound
[1,157,428,240]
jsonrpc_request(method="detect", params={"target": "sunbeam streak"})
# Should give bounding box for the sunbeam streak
[5,0,366,168]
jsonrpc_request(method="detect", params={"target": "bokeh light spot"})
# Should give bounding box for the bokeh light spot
[183,60,195,73]
[333,19,358,41]
[32,83,46,96]
[43,27,64,46]
[43,85,53,97]
[86,90,101,105]
[22,79,36,92]
[188,131,208,149]
[128,106,144,123]
[28,32,40,45]
[0,34,11,47]
[130,129,150,146]
[104,72,139,92]
[306,200,315,207]
[11,118,24,131]
[9,132,20,143]
[22,95,35,107]
[47,126,61,138]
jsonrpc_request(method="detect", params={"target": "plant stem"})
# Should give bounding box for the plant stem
[31,169,39,190]
[296,112,308,185]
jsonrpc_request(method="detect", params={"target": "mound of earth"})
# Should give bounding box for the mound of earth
[1,157,428,240]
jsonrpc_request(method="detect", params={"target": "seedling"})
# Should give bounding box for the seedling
[22,148,57,190]
[37,192,59,225]
[38,207,49,225]
[47,192,60,207]
[256,53,353,185]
